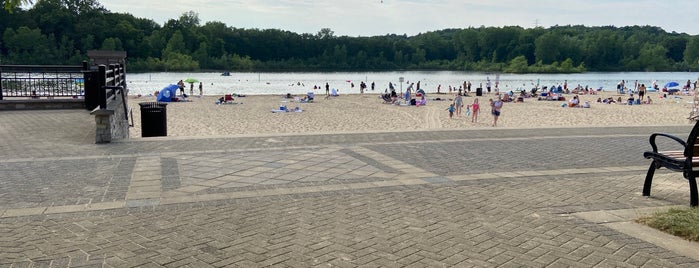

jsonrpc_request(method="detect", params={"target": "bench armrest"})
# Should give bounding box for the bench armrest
[648,133,687,153]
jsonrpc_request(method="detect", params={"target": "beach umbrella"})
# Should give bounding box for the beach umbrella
[665,81,679,88]
[184,78,199,83]
[157,84,179,102]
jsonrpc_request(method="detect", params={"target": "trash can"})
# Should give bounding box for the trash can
[476,88,483,96]
[139,102,167,137]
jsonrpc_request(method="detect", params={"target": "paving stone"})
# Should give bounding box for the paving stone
[0,111,697,267]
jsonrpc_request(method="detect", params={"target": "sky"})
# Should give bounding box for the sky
[97,0,699,37]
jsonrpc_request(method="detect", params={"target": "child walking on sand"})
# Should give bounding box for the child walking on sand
[446,103,455,118]
[471,98,480,122]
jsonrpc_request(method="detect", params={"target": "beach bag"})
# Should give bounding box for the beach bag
[410,99,416,105]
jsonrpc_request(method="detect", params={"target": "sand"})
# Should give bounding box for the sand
[127,91,695,138]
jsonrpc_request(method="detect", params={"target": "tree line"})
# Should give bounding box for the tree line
[2,0,699,73]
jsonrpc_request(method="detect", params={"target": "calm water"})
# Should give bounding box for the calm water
[125,71,699,96]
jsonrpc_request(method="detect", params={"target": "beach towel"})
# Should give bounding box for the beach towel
[271,109,303,113]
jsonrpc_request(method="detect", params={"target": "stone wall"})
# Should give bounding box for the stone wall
[91,91,130,143]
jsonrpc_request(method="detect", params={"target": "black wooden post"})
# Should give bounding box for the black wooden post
[0,66,3,101]
[98,65,107,109]
[83,63,99,110]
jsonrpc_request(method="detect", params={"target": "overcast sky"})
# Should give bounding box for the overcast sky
[98,0,699,37]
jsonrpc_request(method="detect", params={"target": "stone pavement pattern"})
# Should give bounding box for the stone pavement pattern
[0,110,697,267]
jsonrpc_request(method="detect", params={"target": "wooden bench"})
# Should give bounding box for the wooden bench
[643,120,699,207]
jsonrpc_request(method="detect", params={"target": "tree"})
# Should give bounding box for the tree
[684,37,699,67]
[162,30,186,55]
[0,4,695,72]
[3,0,31,12]
[317,28,334,39]
[534,32,561,64]
[2,26,54,64]
[663,36,687,63]
[636,43,670,71]
[504,55,529,73]
[100,37,122,50]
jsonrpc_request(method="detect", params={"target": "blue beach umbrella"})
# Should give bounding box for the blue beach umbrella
[157,84,179,102]
[665,81,680,88]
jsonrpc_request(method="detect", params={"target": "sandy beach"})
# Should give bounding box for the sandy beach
[128,91,694,138]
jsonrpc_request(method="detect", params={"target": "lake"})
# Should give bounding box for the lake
[125,71,699,96]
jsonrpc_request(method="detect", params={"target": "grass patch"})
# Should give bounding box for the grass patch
[636,207,699,242]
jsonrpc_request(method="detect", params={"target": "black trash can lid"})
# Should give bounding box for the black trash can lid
[139,102,167,108]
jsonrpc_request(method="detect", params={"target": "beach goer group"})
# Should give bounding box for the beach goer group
[444,95,483,123]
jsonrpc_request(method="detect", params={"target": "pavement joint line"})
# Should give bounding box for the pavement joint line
[600,166,647,172]
[0,165,654,218]
[1,207,47,218]
[446,166,645,181]
[571,206,699,262]
[0,132,659,164]
[122,125,689,141]
[356,133,653,148]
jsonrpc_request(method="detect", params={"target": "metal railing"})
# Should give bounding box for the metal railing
[90,64,126,110]
[1,62,128,113]
[0,65,87,100]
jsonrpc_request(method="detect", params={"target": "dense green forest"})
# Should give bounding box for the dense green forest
[2,0,699,73]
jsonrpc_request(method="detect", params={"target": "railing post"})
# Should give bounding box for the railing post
[83,65,98,110]
[0,66,3,101]
[98,65,107,109]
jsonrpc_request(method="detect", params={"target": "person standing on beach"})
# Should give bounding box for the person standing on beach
[486,77,492,95]
[471,98,480,123]
[446,103,455,119]
[325,82,330,96]
[454,94,463,116]
[405,83,413,101]
[178,80,185,96]
[199,82,203,97]
[371,81,375,91]
[491,96,503,127]
[189,83,194,96]
[638,83,646,101]
[467,81,472,93]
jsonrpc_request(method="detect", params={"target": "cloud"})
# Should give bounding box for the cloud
[98,0,699,36]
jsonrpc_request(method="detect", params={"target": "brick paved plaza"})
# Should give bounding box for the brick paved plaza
[0,110,697,267]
